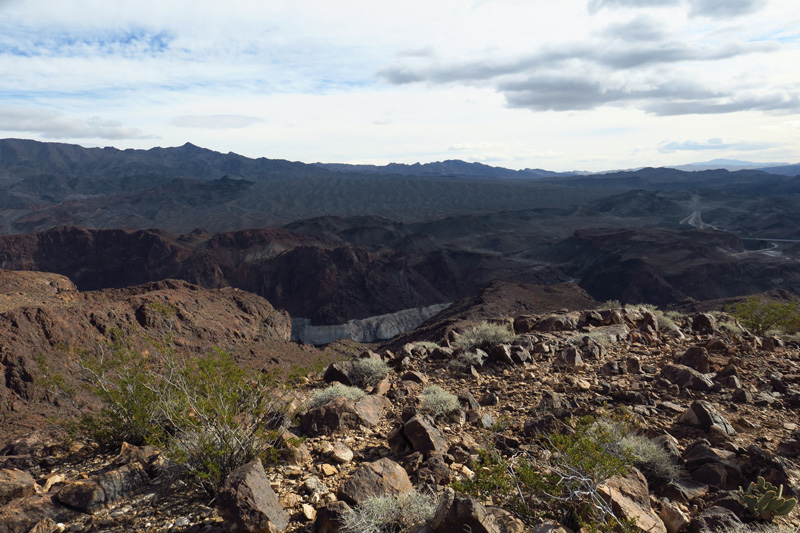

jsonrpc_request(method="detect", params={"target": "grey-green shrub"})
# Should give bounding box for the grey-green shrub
[456,321,515,351]
[340,490,438,533]
[309,384,366,408]
[348,358,390,388]
[421,385,460,418]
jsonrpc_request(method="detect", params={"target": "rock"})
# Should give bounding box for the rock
[691,313,717,334]
[216,459,289,533]
[678,347,710,373]
[489,344,515,365]
[329,442,354,464]
[400,370,428,384]
[56,462,149,513]
[533,313,580,333]
[314,501,352,533]
[661,365,713,392]
[457,390,480,410]
[554,347,582,368]
[337,458,413,506]
[403,415,449,455]
[531,521,573,533]
[429,488,501,533]
[682,440,742,490]
[0,468,36,505]
[598,470,666,533]
[110,442,159,469]
[299,395,387,436]
[301,503,316,522]
[678,401,736,436]
[417,453,453,485]
[0,493,80,533]
[27,518,61,533]
[659,501,690,533]
[522,414,574,437]
[322,361,355,385]
[687,506,742,533]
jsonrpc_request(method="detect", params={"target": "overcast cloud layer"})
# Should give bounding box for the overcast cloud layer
[0,0,797,171]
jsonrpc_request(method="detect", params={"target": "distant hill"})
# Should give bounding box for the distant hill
[314,160,582,179]
[670,158,791,172]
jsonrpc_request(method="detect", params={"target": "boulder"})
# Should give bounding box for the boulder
[216,459,289,533]
[403,415,449,455]
[56,462,149,513]
[661,365,713,392]
[299,395,388,436]
[429,488,501,533]
[314,501,352,533]
[337,458,413,506]
[598,470,666,533]
[0,468,36,505]
[678,401,736,436]
[678,347,710,373]
[0,494,81,533]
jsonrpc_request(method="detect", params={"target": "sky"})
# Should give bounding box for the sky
[1,0,799,172]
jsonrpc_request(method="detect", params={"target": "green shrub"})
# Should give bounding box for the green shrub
[456,321,515,351]
[420,385,460,418]
[76,333,166,447]
[64,333,290,497]
[348,358,391,388]
[730,296,800,335]
[340,490,438,533]
[309,384,366,408]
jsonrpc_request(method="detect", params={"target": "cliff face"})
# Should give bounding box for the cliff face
[0,226,483,325]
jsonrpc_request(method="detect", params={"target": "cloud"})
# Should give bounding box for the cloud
[658,137,774,152]
[600,16,669,41]
[171,114,264,129]
[588,0,766,17]
[0,106,153,139]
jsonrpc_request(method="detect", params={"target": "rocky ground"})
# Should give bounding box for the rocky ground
[1,274,800,532]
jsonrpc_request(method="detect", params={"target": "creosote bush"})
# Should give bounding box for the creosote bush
[456,321,516,351]
[340,490,438,533]
[729,296,800,336]
[48,330,291,497]
[348,358,391,388]
[420,385,460,418]
[309,384,366,408]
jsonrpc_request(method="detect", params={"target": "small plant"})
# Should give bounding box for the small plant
[415,341,441,351]
[308,384,366,408]
[348,358,391,388]
[448,350,483,372]
[456,321,515,351]
[420,385,460,418]
[596,300,622,310]
[730,296,800,336]
[742,476,797,520]
[340,490,438,533]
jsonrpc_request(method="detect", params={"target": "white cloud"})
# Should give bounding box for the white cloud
[171,115,264,129]
[0,106,153,139]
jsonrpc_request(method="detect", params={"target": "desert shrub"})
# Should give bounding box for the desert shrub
[448,350,483,372]
[730,296,800,335]
[590,419,681,482]
[157,348,289,496]
[596,300,622,310]
[61,333,290,496]
[453,415,637,531]
[456,321,515,351]
[309,384,366,408]
[340,490,438,533]
[415,341,440,351]
[348,358,391,388]
[420,385,460,418]
[76,332,167,447]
